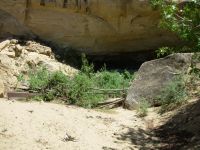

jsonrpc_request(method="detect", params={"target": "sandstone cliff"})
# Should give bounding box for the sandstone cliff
[0,0,180,54]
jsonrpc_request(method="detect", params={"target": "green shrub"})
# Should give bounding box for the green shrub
[67,70,133,108]
[93,70,132,98]
[95,71,123,89]
[29,67,50,91]
[137,99,150,117]
[156,47,174,58]
[29,68,70,101]
[48,71,70,97]
[28,55,134,108]
[80,53,94,77]
[17,74,25,82]
[157,76,188,113]
[67,73,100,107]
[67,54,133,108]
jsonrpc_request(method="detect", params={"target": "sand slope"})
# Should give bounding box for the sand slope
[0,99,150,150]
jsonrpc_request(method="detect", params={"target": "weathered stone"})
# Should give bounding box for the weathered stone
[0,54,16,70]
[0,54,18,89]
[0,0,180,55]
[0,40,10,51]
[39,60,77,76]
[125,53,193,110]
[1,49,15,58]
[16,44,22,50]
[0,39,77,90]
[14,44,23,57]
[0,79,4,97]
[10,39,18,44]
[25,41,53,57]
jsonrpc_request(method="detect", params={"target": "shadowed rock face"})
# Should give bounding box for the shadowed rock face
[0,9,32,38]
[0,0,180,55]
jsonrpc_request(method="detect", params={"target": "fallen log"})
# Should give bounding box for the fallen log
[96,98,124,109]
[90,88,128,92]
[7,91,39,100]
[10,86,40,93]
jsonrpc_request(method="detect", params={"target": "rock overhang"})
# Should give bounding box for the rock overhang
[0,0,181,55]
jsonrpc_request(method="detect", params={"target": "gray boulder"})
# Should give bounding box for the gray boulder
[125,53,193,110]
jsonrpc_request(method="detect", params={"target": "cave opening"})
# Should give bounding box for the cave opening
[52,46,156,71]
[15,37,156,72]
[86,51,156,71]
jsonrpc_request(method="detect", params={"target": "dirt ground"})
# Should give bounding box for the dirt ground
[0,98,158,150]
[1,98,199,150]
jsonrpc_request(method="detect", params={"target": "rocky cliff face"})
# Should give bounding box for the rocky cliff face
[0,39,77,96]
[0,0,180,55]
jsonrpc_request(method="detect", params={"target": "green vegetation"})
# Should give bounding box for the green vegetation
[29,68,69,101]
[17,74,25,82]
[150,0,200,57]
[149,1,199,112]
[15,74,25,89]
[137,99,150,117]
[29,67,50,91]
[157,76,188,113]
[28,54,134,108]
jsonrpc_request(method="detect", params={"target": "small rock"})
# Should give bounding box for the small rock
[0,79,5,98]
[0,40,10,51]
[14,44,23,57]
[10,39,18,44]
[86,116,93,119]
[2,51,15,58]
[62,133,76,142]
[27,110,34,113]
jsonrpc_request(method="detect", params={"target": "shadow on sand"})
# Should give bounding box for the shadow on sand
[116,99,200,150]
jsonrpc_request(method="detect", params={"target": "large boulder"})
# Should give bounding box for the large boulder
[125,53,193,110]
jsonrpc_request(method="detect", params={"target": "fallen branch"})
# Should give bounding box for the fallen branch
[96,98,124,109]
[7,91,39,100]
[90,88,128,92]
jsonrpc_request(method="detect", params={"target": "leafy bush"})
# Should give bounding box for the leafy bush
[67,55,133,108]
[95,71,123,89]
[80,54,94,77]
[157,76,188,113]
[156,47,174,58]
[67,73,100,107]
[137,99,150,117]
[48,71,69,97]
[150,0,200,56]
[29,67,50,91]
[28,55,134,108]
[29,68,70,101]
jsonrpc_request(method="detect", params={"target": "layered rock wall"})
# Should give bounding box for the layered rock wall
[0,0,180,54]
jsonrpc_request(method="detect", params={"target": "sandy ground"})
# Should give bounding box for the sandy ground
[0,98,154,150]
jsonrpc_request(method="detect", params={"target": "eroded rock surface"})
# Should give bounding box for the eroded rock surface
[0,0,180,54]
[0,39,77,93]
